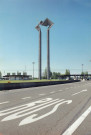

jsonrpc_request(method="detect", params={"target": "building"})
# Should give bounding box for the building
[3,75,32,80]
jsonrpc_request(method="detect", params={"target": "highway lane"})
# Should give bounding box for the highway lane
[0,81,91,135]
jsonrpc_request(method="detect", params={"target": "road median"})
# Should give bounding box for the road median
[0,80,80,90]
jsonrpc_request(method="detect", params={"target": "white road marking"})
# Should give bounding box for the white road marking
[0,98,52,116]
[72,89,87,96]
[19,100,72,126]
[59,90,63,92]
[62,106,91,135]
[39,93,45,96]
[2,99,64,121]
[50,91,56,94]
[22,97,31,100]
[0,101,9,105]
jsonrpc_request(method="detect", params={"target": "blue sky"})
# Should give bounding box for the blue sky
[0,0,91,77]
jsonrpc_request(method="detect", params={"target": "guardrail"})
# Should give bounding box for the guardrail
[0,80,80,90]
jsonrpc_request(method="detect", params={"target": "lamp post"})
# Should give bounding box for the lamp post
[82,64,84,80]
[32,62,35,79]
[82,64,84,73]
[35,24,42,80]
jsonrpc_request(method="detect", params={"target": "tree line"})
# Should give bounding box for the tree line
[42,69,70,79]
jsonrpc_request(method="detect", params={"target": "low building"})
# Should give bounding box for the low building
[3,75,32,80]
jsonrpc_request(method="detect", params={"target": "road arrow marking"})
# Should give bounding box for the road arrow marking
[2,99,63,121]
[19,100,72,126]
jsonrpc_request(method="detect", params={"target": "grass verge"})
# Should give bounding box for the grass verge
[0,79,66,83]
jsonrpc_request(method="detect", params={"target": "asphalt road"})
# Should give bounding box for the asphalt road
[0,80,91,135]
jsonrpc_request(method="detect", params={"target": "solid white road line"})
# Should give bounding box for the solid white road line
[62,106,91,135]
[22,97,31,100]
[72,89,87,96]
[0,101,9,105]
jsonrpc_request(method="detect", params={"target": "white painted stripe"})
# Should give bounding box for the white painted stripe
[22,97,31,100]
[59,90,63,92]
[62,106,91,135]
[39,94,45,96]
[50,91,56,94]
[0,101,9,105]
[72,89,87,96]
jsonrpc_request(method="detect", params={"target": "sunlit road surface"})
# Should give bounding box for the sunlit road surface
[0,81,91,135]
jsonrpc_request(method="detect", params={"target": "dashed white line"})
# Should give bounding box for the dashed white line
[22,97,31,100]
[72,89,87,96]
[62,106,91,135]
[0,101,9,105]
[39,94,45,96]
[59,90,63,92]
[50,91,56,94]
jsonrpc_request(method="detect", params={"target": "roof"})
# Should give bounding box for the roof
[3,75,30,77]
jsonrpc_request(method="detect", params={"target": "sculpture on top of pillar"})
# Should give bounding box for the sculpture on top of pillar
[35,18,54,80]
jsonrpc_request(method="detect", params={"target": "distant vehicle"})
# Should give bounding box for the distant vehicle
[66,77,69,80]
[87,78,89,80]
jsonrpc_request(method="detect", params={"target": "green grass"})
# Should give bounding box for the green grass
[0,79,65,83]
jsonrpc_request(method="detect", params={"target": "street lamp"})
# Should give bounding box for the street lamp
[82,64,84,80]
[82,64,84,73]
[35,24,42,80]
[32,62,35,79]
[40,18,54,79]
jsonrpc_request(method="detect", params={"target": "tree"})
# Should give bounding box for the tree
[42,68,52,79]
[85,71,88,75]
[42,68,47,79]
[81,71,88,79]
[81,72,84,75]
[0,71,2,77]
[51,72,61,79]
[65,69,70,75]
